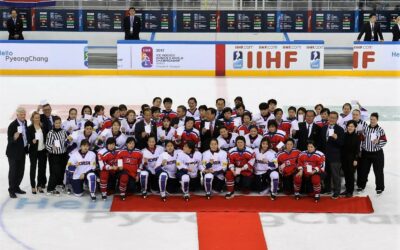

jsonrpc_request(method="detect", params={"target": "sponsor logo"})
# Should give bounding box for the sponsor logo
[141,46,153,68]
[233,51,243,69]
[84,46,89,67]
[310,51,321,69]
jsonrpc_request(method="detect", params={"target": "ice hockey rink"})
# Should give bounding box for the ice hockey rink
[0,75,399,250]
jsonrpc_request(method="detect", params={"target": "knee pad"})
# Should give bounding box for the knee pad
[204,173,214,180]
[311,175,321,185]
[270,171,279,180]
[181,174,190,183]
[120,174,129,183]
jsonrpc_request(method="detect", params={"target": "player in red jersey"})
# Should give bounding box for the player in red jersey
[225,136,255,199]
[219,107,237,133]
[101,106,120,131]
[98,138,119,200]
[263,120,287,152]
[116,137,143,200]
[315,108,330,128]
[277,138,301,194]
[174,117,200,149]
[294,140,325,202]
[274,108,292,136]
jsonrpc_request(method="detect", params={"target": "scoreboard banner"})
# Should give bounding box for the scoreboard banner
[313,11,355,32]
[353,42,400,71]
[117,41,216,70]
[35,9,79,31]
[0,8,30,30]
[225,41,324,71]
[0,40,88,69]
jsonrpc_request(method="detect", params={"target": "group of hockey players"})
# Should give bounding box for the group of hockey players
[15,96,387,203]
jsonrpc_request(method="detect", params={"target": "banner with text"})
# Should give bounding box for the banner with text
[225,43,324,70]
[117,42,216,70]
[0,41,88,69]
[353,42,400,70]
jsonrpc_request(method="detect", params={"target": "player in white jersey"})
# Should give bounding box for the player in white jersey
[252,102,275,131]
[121,110,138,138]
[253,137,279,200]
[155,140,181,201]
[79,105,100,131]
[176,141,202,200]
[139,136,164,197]
[64,140,97,201]
[217,126,238,152]
[157,116,176,146]
[245,125,263,149]
[200,138,228,199]
[99,119,127,150]
[186,97,200,119]
[68,121,98,154]
[62,108,80,134]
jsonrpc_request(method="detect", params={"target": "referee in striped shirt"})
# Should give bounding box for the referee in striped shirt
[357,113,387,195]
[45,116,71,195]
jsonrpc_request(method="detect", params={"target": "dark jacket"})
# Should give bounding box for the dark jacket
[392,23,400,42]
[6,119,28,159]
[40,114,56,141]
[123,15,141,40]
[342,131,361,162]
[27,125,45,154]
[134,120,157,149]
[7,17,24,40]
[319,124,344,162]
[357,22,384,41]
[200,119,224,152]
[293,122,321,151]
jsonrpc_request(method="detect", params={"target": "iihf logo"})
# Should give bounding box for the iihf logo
[233,51,243,69]
[141,46,153,68]
[310,51,321,69]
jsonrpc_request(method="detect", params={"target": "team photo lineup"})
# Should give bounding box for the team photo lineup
[6,96,387,203]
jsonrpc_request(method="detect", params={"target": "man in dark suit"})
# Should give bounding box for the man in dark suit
[319,111,345,198]
[134,108,157,149]
[357,13,384,42]
[293,110,321,151]
[6,107,29,198]
[6,9,24,40]
[392,16,400,42]
[200,108,224,152]
[37,103,56,142]
[123,7,141,40]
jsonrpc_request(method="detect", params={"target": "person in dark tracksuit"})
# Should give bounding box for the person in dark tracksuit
[357,113,387,195]
[341,120,361,198]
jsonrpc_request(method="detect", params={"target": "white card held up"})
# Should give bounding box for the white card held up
[277,141,285,150]
[291,121,299,131]
[40,99,48,106]
[99,160,104,169]
[204,122,210,130]
[163,153,169,161]
[71,131,79,141]
[234,118,240,127]
[239,130,245,136]
[177,127,184,136]
[306,164,312,173]
[160,130,166,138]
[370,133,378,141]
[54,139,61,148]
[328,128,335,137]
[235,167,242,175]
[118,159,123,167]
[351,100,358,105]
[298,114,304,122]
[144,125,151,134]
[17,126,23,133]
[357,123,363,132]
[84,114,92,120]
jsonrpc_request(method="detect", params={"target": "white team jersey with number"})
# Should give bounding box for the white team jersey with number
[68,150,96,180]
[252,113,275,130]
[141,146,164,174]
[70,131,99,153]
[121,120,137,138]
[100,129,127,150]
[217,133,238,152]
[176,151,202,178]
[156,150,181,178]
[254,149,278,175]
[201,150,228,180]
[157,127,176,143]
[338,113,353,129]
[186,109,200,119]
[245,134,263,149]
